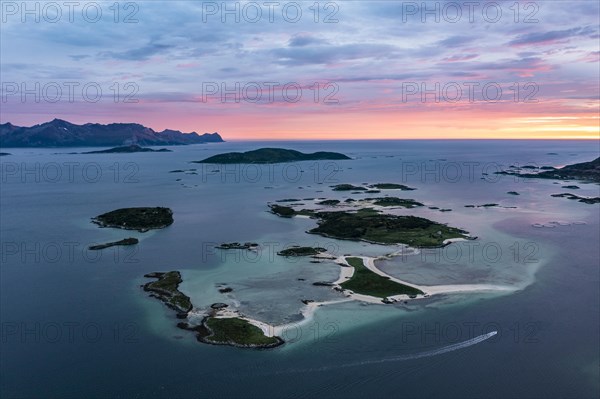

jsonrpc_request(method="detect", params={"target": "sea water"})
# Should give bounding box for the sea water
[1,140,598,398]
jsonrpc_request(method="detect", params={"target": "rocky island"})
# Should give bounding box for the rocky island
[369,183,416,190]
[194,148,351,164]
[144,272,284,348]
[496,157,600,182]
[551,193,600,204]
[143,271,193,316]
[217,242,259,250]
[332,183,416,191]
[92,207,173,232]
[88,237,139,250]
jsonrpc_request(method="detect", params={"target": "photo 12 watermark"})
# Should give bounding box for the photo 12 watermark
[1,240,140,265]
[1,321,140,343]
[399,1,540,24]
[1,1,139,23]
[1,162,140,184]
[193,161,342,185]
[199,1,339,23]
[400,81,539,104]
[1,81,140,104]
[199,81,339,104]
[200,240,341,263]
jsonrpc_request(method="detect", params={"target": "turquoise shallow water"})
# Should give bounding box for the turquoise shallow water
[1,140,598,398]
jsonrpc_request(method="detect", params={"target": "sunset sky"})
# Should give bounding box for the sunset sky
[1,1,599,140]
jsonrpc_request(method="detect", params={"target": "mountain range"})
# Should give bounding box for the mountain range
[0,119,224,147]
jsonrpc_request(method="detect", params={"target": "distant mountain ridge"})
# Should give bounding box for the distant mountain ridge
[0,119,224,147]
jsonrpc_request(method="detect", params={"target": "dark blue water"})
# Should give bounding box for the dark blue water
[1,140,598,398]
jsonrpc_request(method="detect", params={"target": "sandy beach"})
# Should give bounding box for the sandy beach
[208,251,514,337]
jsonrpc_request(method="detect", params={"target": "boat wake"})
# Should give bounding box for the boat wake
[284,331,498,374]
[340,330,498,367]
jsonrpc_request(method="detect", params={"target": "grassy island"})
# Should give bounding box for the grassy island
[194,148,350,164]
[92,207,173,232]
[268,204,468,247]
[308,211,468,247]
[200,317,283,348]
[278,246,327,256]
[143,271,192,314]
[341,257,424,298]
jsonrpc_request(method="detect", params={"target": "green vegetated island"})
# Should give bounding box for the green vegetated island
[91,153,598,349]
[92,179,473,348]
[143,271,282,348]
[92,207,174,232]
[263,186,470,304]
[342,257,424,299]
[90,207,281,348]
[193,148,351,164]
[269,204,467,247]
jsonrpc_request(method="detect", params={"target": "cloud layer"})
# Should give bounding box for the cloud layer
[1,0,598,139]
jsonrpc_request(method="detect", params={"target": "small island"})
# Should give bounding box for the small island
[144,272,283,348]
[143,271,192,316]
[496,157,600,182]
[194,148,350,164]
[331,184,367,191]
[83,145,172,154]
[370,197,424,208]
[201,317,283,348]
[369,183,416,191]
[88,237,139,250]
[465,203,499,208]
[317,199,341,206]
[269,205,469,247]
[551,193,600,204]
[92,207,173,232]
[278,246,327,257]
[217,242,259,250]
